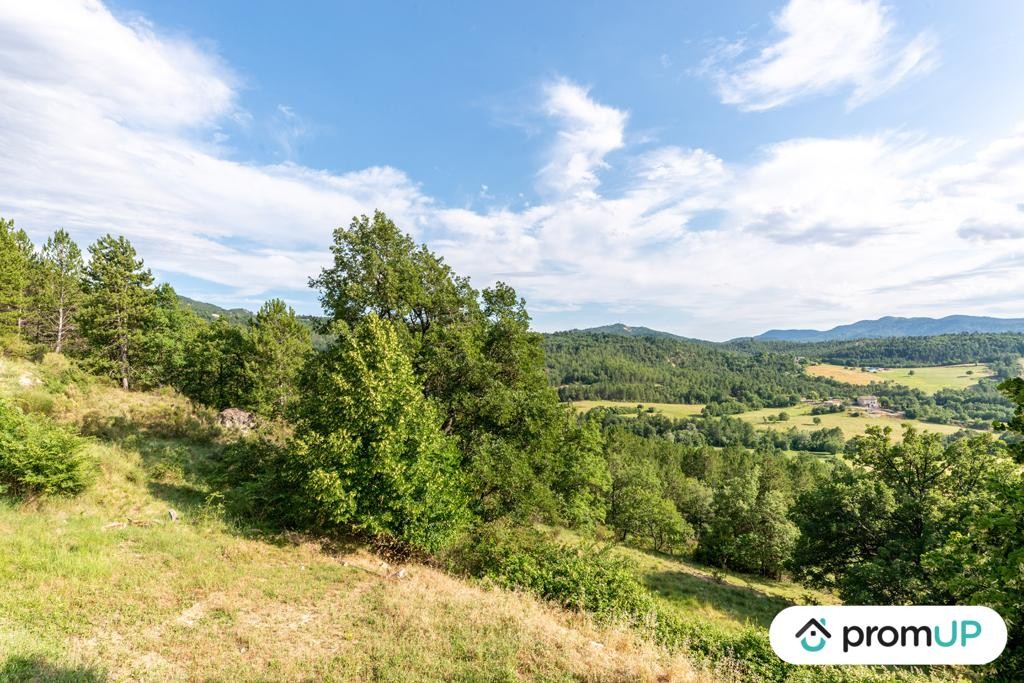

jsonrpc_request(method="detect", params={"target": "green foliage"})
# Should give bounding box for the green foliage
[696,453,799,578]
[244,299,312,418]
[452,523,656,620]
[998,377,1024,462]
[175,317,251,409]
[0,399,94,497]
[312,212,610,528]
[918,378,1024,678]
[793,427,1005,605]
[31,229,85,354]
[731,331,1024,368]
[288,315,470,551]
[0,217,34,341]
[79,235,156,389]
[606,430,693,552]
[545,331,825,408]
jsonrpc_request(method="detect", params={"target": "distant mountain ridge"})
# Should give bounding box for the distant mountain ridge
[567,323,701,342]
[752,315,1024,342]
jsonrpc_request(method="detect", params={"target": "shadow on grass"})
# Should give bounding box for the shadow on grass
[0,655,105,682]
[75,409,366,556]
[642,568,793,629]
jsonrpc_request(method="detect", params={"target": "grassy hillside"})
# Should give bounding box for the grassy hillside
[0,357,710,682]
[806,363,994,393]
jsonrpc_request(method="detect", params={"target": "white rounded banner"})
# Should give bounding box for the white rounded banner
[769,606,1007,665]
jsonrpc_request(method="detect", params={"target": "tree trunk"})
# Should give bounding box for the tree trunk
[119,342,130,390]
[55,307,65,354]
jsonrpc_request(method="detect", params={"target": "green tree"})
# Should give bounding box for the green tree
[791,426,1000,604]
[0,218,34,340]
[289,315,469,551]
[177,317,250,409]
[696,453,798,578]
[80,235,155,389]
[244,299,313,418]
[921,379,1024,678]
[312,212,609,527]
[33,229,85,353]
[139,284,205,389]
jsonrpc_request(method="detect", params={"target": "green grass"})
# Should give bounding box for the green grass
[806,363,993,393]
[0,356,708,682]
[735,403,967,440]
[569,400,705,419]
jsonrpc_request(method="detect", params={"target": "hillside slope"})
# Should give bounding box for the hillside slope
[0,357,709,682]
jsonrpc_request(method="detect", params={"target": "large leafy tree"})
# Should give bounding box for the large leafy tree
[138,284,206,389]
[177,316,251,409]
[244,299,312,418]
[311,211,608,526]
[289,314,469,551]
[0,218,35,340]
[696,451,798,578]
[791,426,1001,604]
[80,235,155,390]
[919,379,1024,679]
[32,229,85,353]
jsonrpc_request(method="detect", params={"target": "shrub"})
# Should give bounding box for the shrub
[38,352,90,393]
[13,388,55,416]
[0,399,94,497]
[451,523,655,620]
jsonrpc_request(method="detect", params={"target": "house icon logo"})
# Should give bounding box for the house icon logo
[796,618,831,652]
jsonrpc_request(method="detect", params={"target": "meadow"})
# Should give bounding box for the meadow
[734,403,966,440]
[569,400,705,418]
[805,362,993,393]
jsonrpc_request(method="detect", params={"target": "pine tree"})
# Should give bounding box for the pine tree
[80,235,155,390]
[244,298,312,417]
[33,229,85,353]
[0,218,34,340]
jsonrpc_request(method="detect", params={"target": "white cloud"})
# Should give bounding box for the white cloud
[536,79,628,198]
[706,0,938,111]
[0,1,1021,340]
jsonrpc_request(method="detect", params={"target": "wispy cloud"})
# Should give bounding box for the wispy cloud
[703,0,938,111]
[536,78,627,198]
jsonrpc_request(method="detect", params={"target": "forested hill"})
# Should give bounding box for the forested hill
[728,332,1024,375]
[752,314,1024,341]
[543,331,843,408]
[177,295,334,349]
[569,323,704,342]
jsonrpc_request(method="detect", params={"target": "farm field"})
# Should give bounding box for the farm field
[735,403,967,440]
[806,362,993,393]
[569,400,705,418]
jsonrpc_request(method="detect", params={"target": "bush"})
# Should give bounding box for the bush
[0,399,94,497]
[13,388,55,416]
[38,353,90,394]
[212,427,298,527]
[451,523,655,620]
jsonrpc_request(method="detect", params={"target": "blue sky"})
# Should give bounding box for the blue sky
[2,0,1024,339]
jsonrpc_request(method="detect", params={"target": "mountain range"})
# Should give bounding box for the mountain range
[749,315,1024,342]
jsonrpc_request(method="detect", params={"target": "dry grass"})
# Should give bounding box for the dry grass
[0,354,718,682]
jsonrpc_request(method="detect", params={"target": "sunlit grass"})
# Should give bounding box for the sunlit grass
[806,362,993,393]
